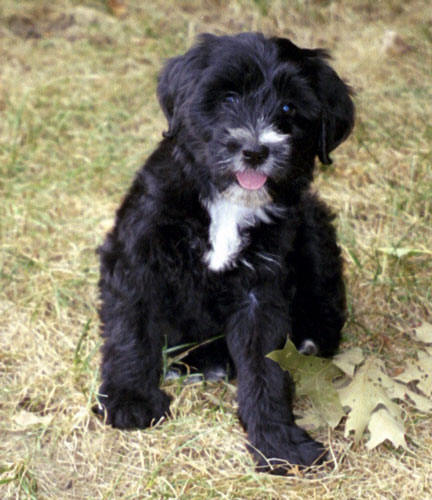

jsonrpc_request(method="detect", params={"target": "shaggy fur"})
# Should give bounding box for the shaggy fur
[95,32,354,474]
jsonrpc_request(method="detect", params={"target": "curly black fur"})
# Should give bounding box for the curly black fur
[95,32,354,474]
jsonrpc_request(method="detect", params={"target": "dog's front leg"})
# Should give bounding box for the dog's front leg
[226,289,326,473]
[96,307,171,430]
[95,242,171,429]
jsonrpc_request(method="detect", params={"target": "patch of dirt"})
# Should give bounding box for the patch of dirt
[7,9,75,39]
[6,5,117,41]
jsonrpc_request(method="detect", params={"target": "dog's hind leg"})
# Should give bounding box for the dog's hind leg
[291,194,346,357]
[225,287,326,473]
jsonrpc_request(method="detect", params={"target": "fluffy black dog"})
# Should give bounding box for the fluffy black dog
[95,32,354,473]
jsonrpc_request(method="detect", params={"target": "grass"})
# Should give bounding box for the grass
[1,0,431,498]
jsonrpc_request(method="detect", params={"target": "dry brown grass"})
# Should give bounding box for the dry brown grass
[1,0,431,498]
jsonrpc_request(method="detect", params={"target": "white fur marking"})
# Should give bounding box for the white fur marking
[259,126,288,145]
[299,339,319,355]
[204,186,276,272]
[204,367,228,381]
[228,125,288,146]
[227,127,254,142]
[205,199,252,271]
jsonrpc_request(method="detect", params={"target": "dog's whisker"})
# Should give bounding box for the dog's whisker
[216,157,233,165]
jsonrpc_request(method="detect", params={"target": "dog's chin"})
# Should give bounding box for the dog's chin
[219,180,273,208]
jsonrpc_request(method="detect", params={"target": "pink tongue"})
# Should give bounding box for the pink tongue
[236,170,267,190]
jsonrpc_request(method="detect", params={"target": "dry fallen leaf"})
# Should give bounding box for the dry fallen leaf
[13,410,53,428]
[333,347,364,377]
[381,30,413,56]
[379,367,432,413]
[337,357,402,444]
[414,322,432,344]
[270,337,432,451]
[366,407,408,450]
[107,0,127,18]
[268,340,345,429]
[395,351,432,398]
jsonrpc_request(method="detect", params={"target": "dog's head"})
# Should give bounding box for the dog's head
[157,33,354,200]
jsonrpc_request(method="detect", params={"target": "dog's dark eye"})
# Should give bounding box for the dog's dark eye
[223,92,240,104]
[282,103,295,115]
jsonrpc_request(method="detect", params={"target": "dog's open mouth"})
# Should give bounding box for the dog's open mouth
[236,169,268,190]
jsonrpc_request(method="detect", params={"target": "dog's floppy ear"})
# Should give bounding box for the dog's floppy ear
[313,61,355,165]
[157,35,214,138]
[273,37,355,165]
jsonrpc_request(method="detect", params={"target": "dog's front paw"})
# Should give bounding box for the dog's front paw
[249,423,327,475]
[93,389,171,429]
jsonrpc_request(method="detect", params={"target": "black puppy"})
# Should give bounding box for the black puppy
[95,33,354,473]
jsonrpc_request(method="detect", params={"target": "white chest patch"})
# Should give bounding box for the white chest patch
[204,186,275,272]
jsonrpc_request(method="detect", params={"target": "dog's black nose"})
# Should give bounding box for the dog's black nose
[242,145,269,166]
